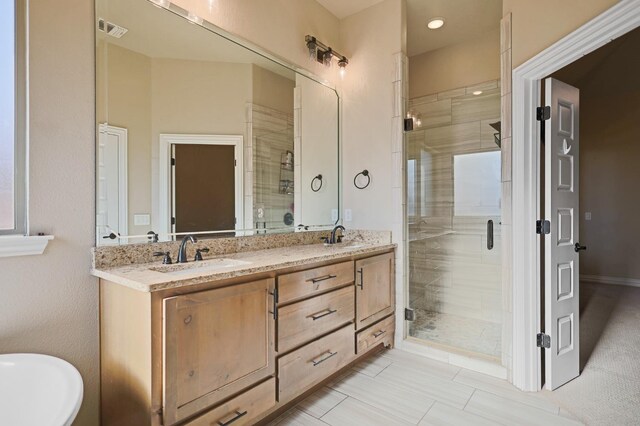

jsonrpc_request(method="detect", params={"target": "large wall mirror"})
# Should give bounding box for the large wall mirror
[96,0,340,245]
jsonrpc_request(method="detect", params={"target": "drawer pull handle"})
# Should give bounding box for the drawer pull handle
[311,351,337,366]
[307,274,337,284]
[309,309,337,321]
[217,410,248,426]
[373,330,386,338]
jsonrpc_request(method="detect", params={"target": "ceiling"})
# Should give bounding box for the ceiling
[407,0,502,57]
[99,0,295,79]
[315,0,385,19]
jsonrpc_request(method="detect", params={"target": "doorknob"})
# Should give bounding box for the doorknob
[574,243,587,252]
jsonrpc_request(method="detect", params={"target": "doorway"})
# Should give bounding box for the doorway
[511,0,640,393]
[158,134,243,240]
[96,123,128,245]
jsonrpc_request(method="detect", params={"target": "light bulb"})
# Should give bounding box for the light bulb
[323,49,334,67]
[427,17,445,30]
[338,57,348,78]
[415,118,422,127]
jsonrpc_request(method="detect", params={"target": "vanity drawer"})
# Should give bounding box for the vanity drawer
[278,261,354,304]
[356,314,395,354]
[278,324,354,401]
[185,378,276,426]
[278,286,354,353]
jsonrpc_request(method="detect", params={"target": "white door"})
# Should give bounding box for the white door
[97,124,128,245]
[544,78,581,390]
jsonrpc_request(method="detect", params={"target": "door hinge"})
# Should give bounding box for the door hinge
[536,106,551,121]
[537,333,551,348]
[234,159,237,166]
[171,157,176,166]
[405,308,415,321]
[171,217,176,225]
[536,220,551,235]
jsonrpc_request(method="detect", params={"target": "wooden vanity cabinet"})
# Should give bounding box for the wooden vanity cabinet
[162,278,276,425]
[355,252,395,330]
[99,249,395,426]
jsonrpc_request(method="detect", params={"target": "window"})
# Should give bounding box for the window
[0,0,26,235]
[454,151,502,217]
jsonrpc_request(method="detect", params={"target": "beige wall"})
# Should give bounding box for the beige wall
[409,29,501,98]
[0,1,99,426]
[340,0,404,230]
[150,58,252,231]
[103,44,153,237]
[252,65,295,113]
[171,0,342,83]
[573,31,640,280]
[504,0,619,67]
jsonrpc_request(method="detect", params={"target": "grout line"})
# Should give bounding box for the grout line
[416,400,437,425]
[373,359,394,377]
[462,389,476,411]
[319,396,349,421]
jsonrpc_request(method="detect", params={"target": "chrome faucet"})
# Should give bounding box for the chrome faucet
[330,225,345,244]
[177,235,197,263]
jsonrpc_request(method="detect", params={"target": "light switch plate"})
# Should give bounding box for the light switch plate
[134,214,151,226]
[344,209,352,222]
[331,209,338,222]
[585,212,592,221]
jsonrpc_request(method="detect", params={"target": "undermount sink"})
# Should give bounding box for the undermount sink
[150,258,252,276]
[0,353,83,426]
[326,242,365,250]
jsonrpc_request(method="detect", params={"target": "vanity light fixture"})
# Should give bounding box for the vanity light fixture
[305,35,349,77]
[427,17,445,30]
[338,57,348,78]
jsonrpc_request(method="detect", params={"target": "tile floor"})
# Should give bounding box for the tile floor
[409,308,501,358]
[268,349,582,425]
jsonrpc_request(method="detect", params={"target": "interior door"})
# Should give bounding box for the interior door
[96,124,127,245]
[544,78,580,390]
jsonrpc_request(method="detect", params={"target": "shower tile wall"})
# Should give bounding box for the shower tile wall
[251,104,294,230]
[407,80,502,358]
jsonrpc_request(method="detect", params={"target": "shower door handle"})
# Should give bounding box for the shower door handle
[487,220,494,250]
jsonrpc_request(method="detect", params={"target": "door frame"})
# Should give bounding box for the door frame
[511,0,640,392]
[97,123,128,245]
[158,134,244,240]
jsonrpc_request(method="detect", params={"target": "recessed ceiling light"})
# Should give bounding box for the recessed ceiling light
[472,90,483,96]
[427,17,445,30]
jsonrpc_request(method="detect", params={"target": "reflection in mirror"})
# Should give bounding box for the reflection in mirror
[96,0,340,245]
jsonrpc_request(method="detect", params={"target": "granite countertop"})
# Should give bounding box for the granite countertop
[92,241,396,292]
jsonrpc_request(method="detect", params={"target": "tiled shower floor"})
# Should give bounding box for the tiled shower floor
[409,308,501,358]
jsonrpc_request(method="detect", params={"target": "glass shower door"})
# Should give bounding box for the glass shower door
[406,87,503,360]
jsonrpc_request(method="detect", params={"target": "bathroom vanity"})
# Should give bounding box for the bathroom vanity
[93,231,395,425]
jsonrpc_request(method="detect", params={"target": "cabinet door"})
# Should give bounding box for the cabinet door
[163,279,276,425]
[355,253,395,330]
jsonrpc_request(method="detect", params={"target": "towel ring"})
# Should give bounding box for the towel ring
[311,174,323,192]
[354,170,371,189]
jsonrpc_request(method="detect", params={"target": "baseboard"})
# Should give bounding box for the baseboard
[581,274,640,288]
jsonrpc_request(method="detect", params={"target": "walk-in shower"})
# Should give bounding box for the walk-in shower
[406,81,503,359]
